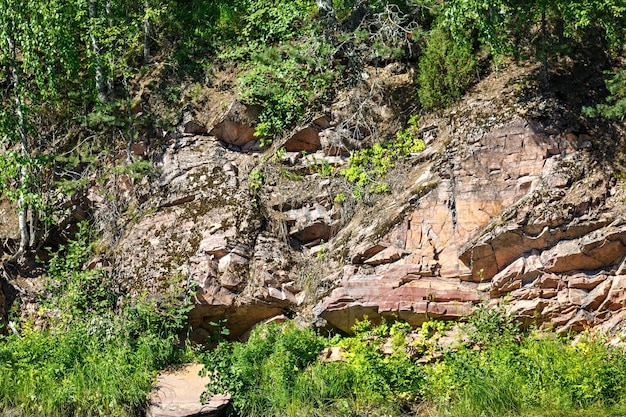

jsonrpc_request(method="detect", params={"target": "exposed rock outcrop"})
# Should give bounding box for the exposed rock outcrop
[313,66,626,333]
[113,134,290,341]
[208,101,261,149]
[108,63,626,339]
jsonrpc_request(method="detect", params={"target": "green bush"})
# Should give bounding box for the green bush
[418,25,478,110]
[0,320,185,417]
[425,330,626,417]
[583,66,626,121]
[340,115,425,192]
[201,310,626,417]
[238,40,337,142]
[204,322,328,416]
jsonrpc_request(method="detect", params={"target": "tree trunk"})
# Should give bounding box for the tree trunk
[89,0,108,103]
[345,0,369,31]
[540,8,549,88]
[7,38,30,258]
[317,0,337,44]
[29,207,38,248]
[143,0,152,64]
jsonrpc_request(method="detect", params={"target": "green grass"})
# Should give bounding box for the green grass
[203,311,626,417]
[0,316,190,417]
[203,319,421,417]
[0,222,192,417]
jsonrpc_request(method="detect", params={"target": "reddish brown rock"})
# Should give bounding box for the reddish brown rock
[105,64,626,341]
[183,119,208,134]
[581,278,613,311]
[364,246,410,266]
[427,301,474,320]
[113,134,300,341]
[568,272,607,290]
[508,299,549,318]
[208,101,261,147]
[568,288,588,306]
[315,265,482,332]
[461,218,613,282]
[599,275,626,311]
[541,234,626,274]
[283,117,329,152]
[490,257,524,296]
[558,310,595,334]
[546,305,577,327]
[535,273,562,289]
[510,287,558,300]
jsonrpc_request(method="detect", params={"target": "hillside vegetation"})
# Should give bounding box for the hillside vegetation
[1,0,626,416]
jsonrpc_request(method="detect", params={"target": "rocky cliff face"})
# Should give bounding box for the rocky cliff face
[12,63,623,341]
[312,64,625,335]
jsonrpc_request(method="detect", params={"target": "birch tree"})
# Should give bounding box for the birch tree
[0,0,84,259]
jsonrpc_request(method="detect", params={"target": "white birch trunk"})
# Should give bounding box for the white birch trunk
[7,38,30,257]
[89,0,108,103]
[144,0,152,64]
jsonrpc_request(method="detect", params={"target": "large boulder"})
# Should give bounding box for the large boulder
[147,364,230,417]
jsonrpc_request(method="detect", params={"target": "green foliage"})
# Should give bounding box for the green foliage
[238,40,337,141]
[249,168,264,194]
[217,0,316,60]
[201,310,626,417]
[113,159,156,179]
[204,319,424,417]
[336,320,424,410]
[463,303,520,347]
[44,222,116,320]
[340,116,425,189]
[333,192,347,204]
[418,24,478,110]
[425,332,626,417]
[0,151,50,214]
[411,320,450,358]
[306,155,336,177]
[584,67,626,121]
[203,322,328,416]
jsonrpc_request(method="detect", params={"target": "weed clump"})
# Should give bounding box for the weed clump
[340,114,425,194]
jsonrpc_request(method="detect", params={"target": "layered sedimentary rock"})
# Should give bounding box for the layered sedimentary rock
[113,134,290,341]
[313,68,626,334]
[111,64,626,340]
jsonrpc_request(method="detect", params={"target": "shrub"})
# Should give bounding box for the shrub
[425,326,626,417]
[418,25,478,110]
[238,40,337,142]
[340,115,425,191]
[583,66,626,121]
[203,322,328,416]
[203,319,425,417]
